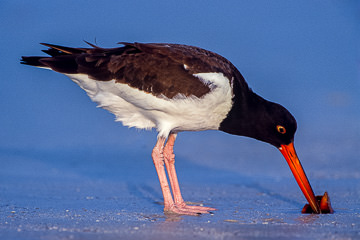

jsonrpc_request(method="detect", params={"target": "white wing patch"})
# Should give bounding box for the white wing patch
[65,72,233,138]
[193,72,228,90]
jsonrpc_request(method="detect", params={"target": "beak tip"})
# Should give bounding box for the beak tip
[301,192,334,214]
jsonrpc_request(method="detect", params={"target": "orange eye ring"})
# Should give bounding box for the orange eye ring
[276,125,286,134]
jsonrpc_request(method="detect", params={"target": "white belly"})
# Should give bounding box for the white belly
[65,72,233,138]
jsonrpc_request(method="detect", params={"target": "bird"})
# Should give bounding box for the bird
[21,42,321,215]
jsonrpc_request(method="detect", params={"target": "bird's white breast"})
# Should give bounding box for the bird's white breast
[65,72,233,138]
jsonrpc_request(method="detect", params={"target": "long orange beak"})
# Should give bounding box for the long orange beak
[279,142,320,214]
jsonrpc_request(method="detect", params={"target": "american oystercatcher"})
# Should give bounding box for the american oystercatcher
[21,42,321,215]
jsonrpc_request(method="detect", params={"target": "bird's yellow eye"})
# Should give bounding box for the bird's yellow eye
[276,125,286,134]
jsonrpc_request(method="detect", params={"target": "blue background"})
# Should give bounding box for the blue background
[0,0,359,177]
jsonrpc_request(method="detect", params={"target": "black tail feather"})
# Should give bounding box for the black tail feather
[21,42,127,73]
[41,48,69,57]
[40,43,86,55]
[21,43,88,69]
[20,56,47,67]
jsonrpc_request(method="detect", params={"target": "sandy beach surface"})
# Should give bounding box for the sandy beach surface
[1,130,359,240]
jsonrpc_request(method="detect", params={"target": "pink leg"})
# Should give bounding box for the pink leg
[152,136,199,215]
[151,137,174,211]
[163,133,216,214]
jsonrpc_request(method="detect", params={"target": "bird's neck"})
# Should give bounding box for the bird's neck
[219,82,268,138]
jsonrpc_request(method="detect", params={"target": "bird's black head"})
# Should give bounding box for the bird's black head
[219,91,297,148]
[219,79,322,213]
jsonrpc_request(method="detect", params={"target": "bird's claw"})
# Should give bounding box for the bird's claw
[165,203,216,216]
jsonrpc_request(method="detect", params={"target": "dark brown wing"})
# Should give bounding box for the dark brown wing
[21,42,239,98]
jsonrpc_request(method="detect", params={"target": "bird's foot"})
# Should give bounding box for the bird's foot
[164,202,216,216]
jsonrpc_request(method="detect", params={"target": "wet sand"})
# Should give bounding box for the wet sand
[1,133,359,239]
